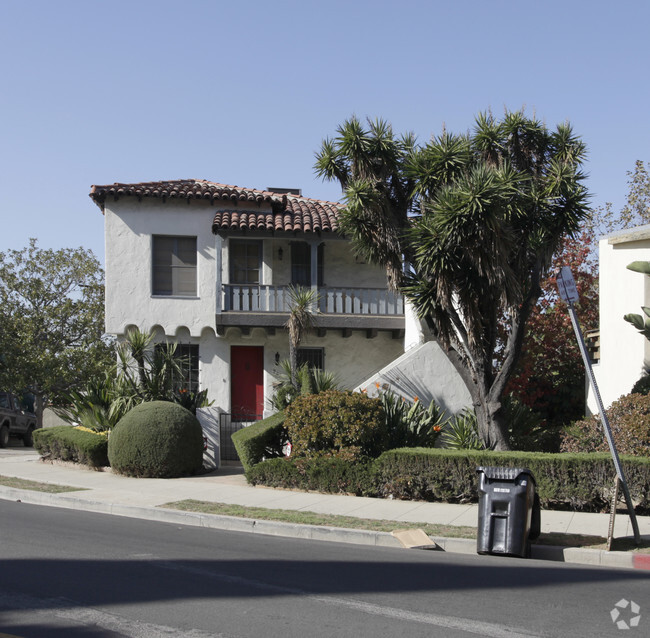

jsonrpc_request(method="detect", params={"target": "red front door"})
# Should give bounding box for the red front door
[230,346,264,421]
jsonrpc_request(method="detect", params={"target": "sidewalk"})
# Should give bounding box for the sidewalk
[1,448,649,570]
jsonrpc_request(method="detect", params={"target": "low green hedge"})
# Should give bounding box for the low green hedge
[246,448,650,513]
[246,455,377,496]
[231,412,287,472]
[33,426,109,468]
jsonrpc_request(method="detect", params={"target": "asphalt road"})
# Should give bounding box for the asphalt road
[0,500,648,638]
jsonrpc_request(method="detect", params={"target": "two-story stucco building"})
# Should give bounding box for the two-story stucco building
[91,179,471,463]
[91,180,415,416]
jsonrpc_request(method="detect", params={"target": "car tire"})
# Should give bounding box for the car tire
[0,425,9,448]
[23,426,34,447]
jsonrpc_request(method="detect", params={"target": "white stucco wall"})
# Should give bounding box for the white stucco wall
[588,226,650,412]
[211,327,404,416]
[356,340,472,416]
[104,198,218,337]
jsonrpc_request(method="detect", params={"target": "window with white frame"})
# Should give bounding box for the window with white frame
[152,236,197,296]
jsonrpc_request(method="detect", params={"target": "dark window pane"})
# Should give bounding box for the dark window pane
[291,242,310,286]
[291,242,324,286]
[230,240,261,287]
[155,343,199,394]
[152,236,197,296]
[297,348,324,371]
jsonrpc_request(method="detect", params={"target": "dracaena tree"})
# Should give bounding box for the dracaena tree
[315,111,590,449]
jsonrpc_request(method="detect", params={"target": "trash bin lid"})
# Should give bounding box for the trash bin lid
[476,466,535,483]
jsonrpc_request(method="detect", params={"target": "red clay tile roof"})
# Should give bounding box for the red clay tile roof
[89,179,342,234]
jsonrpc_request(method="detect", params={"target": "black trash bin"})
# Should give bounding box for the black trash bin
[476,466,540,558]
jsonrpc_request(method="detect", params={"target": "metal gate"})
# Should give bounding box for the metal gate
[219,413,262,461]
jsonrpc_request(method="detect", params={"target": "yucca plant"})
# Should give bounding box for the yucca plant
[285,285,320,387]
[441,408,484,450]
[269,360,341,410]
[381,389,448,448]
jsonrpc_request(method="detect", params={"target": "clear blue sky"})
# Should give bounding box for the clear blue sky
[1,0,648,265]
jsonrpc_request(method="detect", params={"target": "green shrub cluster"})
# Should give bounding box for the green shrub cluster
[285,390,386,460]
[231,412,287,472]
[561,393,650,456]
[33,426,109,468]
[246,448,650,513]
[108,401,203,478]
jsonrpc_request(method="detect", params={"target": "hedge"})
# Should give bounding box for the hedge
[246,448,650,513]
[246,455,377,496]
[231,412,287,472]
[33,426,109,468]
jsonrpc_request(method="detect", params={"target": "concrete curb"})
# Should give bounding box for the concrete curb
[1,486,648,571]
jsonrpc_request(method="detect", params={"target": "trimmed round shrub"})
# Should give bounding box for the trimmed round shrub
[285,390,386,460]
[108,401,204,477]
[561,393,650,457]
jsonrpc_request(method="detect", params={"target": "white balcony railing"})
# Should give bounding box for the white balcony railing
[222,285,404,316]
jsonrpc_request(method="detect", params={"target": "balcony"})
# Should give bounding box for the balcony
[217,285,405,337]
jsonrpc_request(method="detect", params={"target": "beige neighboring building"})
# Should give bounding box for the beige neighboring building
[588,224,650,413]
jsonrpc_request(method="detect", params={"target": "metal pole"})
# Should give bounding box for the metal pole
[566,302,641,545]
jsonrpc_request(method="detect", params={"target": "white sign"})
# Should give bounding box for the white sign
[556,266,579,303]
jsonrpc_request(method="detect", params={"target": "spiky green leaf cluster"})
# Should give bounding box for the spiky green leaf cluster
[316,109,591,450]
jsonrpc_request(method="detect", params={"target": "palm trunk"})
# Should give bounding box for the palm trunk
[288,341,298,389]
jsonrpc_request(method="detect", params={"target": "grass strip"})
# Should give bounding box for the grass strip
[163,499,477,537]
[162,499,650,552]
[0,475,87,493]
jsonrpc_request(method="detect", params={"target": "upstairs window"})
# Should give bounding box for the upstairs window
[152,236,197,296]
[230,240,261,285]
[291,242,324,287]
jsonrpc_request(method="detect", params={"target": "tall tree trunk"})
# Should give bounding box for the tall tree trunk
[474,393,510,450]
[34,387,44,430]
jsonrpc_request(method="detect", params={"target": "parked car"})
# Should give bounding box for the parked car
[0,392,38,447]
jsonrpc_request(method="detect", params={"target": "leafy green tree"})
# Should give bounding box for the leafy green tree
[504,232,599,431]
[0,239,114,425]
[508,162,650,433]
[316,111,590,449]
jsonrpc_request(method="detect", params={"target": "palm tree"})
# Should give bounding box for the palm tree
[285,285,319,387]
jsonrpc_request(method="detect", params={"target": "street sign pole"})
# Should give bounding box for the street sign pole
[557,267,641,545]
